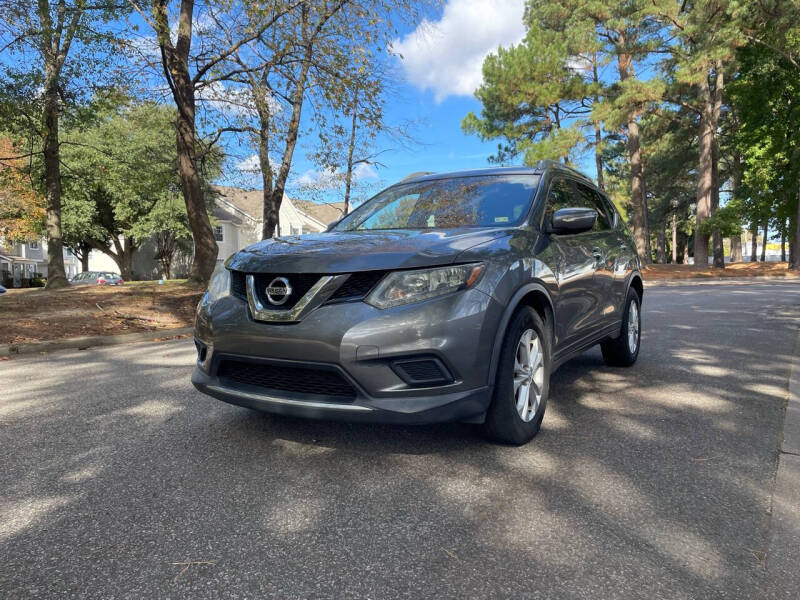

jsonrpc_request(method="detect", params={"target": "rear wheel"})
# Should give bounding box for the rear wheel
[482,307,550,445]
[600,288,641,367]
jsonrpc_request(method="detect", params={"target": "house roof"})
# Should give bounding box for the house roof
[210,204,243,225]
[293,200,346,225]
[213,186,263,222]
[212,185,338,228]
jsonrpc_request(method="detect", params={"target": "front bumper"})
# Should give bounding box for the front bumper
[192,366,490,424]
[193,286,502,424]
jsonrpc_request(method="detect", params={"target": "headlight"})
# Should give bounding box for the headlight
[365,263,485,309]
[205,262,231,303]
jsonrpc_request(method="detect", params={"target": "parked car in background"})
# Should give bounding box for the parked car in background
[193,161,643,445]
[70,271,125,286]
[0,284,6,294]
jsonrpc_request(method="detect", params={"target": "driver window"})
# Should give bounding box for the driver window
[543,179,576,227]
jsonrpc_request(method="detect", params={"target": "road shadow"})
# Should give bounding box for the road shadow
[1,282,799,598]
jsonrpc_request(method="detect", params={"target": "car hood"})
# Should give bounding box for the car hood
[225,228,511,273]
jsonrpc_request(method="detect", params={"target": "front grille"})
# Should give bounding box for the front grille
[252,273,322,310]
[326,270,387,302]
[231,270,246,299]
[231,270,386,305]
[217,359,356,399]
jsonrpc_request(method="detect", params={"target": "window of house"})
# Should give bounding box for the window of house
[214,225,224,242]
[28,241,39,249]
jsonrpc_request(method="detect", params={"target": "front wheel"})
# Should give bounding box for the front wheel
[482,307,550,445]
[600,288,641,367]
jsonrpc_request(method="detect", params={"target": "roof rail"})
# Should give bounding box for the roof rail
[535,159,593,183]
[399,171,435,182]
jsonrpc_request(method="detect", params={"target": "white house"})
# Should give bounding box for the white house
[79,187,342,279]
[210,186,340,264]
[1,237,80,287]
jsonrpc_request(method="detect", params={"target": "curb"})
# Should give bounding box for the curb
[763,320,800,599]
[0,326,195,358]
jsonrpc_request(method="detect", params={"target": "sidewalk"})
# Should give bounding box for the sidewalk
[645,276,800,288]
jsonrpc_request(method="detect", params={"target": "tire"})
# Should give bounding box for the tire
[600,288,641,367]
[482,306,550,445]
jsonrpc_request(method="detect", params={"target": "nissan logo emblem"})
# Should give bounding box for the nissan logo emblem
[265,277,292,305]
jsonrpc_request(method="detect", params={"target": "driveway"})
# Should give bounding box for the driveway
[1,281,798,599]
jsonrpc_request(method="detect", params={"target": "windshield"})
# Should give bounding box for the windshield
[333,174,540,231]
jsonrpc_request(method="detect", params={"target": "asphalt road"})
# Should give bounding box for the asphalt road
[1,281,799,599]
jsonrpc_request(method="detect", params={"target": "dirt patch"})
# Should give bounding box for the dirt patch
[1,282,204,345]
[643,262,799,280]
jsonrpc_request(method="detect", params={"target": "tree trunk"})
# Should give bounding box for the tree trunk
[750,224,758,261]
[793,186,800,270]
[155,0,218,285]
[694,77,714,268]
[616,51,650,264]
[711,63,725,269]
[263,34,313,240]
[656,219,666,264]
[343,86,359,215]
[790,201,798,269]
[671,213,678,263]
[729,235,742,262]
[761,219,768,262]
[781,221,786,261]
[42,70,69,289]
[174,75,217,284]
[106,236,135,280]
[677,229,687,264]
[257,89,276,239]
[592,52,604,191]
[626,118,650,263]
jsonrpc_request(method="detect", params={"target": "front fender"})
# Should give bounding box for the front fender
[486,280,556,386]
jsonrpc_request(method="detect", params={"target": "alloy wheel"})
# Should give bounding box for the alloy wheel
[628,301,640,354]
[513,329,545,422]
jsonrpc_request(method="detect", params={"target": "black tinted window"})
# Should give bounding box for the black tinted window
[574,183,611,231]
[545,179,609,232]
[543,179,580,227]
[334,175,540,231]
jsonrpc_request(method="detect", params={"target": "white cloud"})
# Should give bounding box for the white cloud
[393,0,526,102]
[297,167,341,190]
[236,153,278,173]
[352,162,379,181]
[296,163,380,190]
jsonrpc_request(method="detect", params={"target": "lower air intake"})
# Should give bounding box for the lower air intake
[217,360,356,400]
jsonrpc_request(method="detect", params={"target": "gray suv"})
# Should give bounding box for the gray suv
[193,162,642,444]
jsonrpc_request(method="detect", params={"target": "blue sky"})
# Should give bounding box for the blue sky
[230,0,604,203]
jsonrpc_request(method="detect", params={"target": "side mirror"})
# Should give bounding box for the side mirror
[549,207,597,235]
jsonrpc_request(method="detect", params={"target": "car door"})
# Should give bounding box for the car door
[539,177,606,352]
[600,194,638,311]
[573,181,619,328]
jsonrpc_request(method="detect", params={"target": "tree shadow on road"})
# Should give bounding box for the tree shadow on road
[1,283,799,598]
